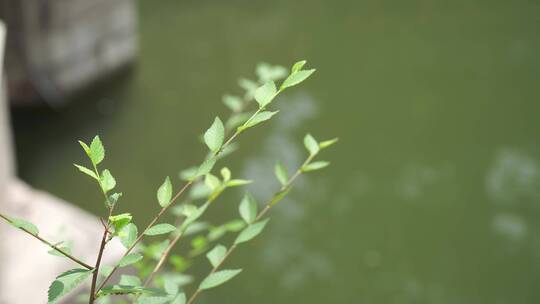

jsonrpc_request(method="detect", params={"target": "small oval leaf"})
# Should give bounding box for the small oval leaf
[118,253,143,267]
[119,223,138,248]
[101,169,116,192]
[304,133,319,156]
[281,69,316,90]
[274,161,288,186]
[204,117,225,152]
[254,81,277,108]
[48,268,92,303]
[199,269,242,290]
[90,135,105,165]
[157,177,173,207]
[206,244,227,268]
[239,192,258,224]
[145,223,177,236]
[302,161,330,172]
[73,164,98,180]
[235,218,269,244]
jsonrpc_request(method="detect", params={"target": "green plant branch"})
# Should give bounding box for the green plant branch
[86,154,119,303]
[95,180,193,292]
[132,106,264,297]
[0,212,93,270]
[186,152,317,304]
[96,108,265,292]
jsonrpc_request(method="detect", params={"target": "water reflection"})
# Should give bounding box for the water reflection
[395,162,455,202]
[492,213,527,243]
[486,148,540,205]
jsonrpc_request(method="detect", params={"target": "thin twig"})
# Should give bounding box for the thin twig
[0,213,93,269]
[88,222,110,303]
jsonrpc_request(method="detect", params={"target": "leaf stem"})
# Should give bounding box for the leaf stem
[0,212,93,269]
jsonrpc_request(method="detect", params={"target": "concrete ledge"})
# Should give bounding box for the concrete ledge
[0,179,123,304]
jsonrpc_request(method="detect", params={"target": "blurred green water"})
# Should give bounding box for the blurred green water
[11,0,540,303]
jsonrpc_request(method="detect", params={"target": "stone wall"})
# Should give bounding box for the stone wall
[0,19,13,181]
[0,0,137,105]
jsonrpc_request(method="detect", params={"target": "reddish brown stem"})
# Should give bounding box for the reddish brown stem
[88,228,109,303]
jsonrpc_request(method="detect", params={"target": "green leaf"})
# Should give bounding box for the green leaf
[78,140,91,155]
[145,239,170,260]
[196,157,217,178]
[100,265,114,278]
[225,219,246,232]
[238,111,279,132]
[204,117,225,152]
[9,217,39,235]
[235,218,269,244]
[101,169,116,192]
[204,173,221,191]
[291,60,307,73]
[119,223,138,248]
[145,223,176,236]
[90,135,105,165]
[73,164,98,180]
[119,252,143,267]
[274,161,288,186]
[177,204,198,218]
[256,63,288,82]
[239,192,258,224]
[199,269,242,290]
[48,245,72,257]
[109,213,132,232]
[206,244,227,268]
[157,177,173,207]
[179,166,198,181]
[302,161,330,172]
[319,137,339,149]
[281,69,316,90]
[220,167,231,182]
[107,192,123,207]
[238,78,258,92]
[254,81,277,108]
[119,275,142,286]
[304,133,319,156]
[226,179,252,187]
[47,268,92,303]
[183,221,209,236]
[181,202,210,232]
[222,95,243,112]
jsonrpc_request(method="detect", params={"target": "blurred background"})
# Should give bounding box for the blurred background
[3,0,540,303]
